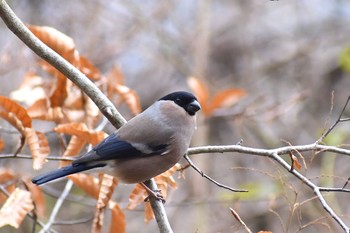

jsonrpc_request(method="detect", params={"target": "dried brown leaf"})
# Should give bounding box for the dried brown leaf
[27,98,66,122]
[69,173,100,199]
[92,175,118,233]
[10,72,46,106]
[64,87,83,109]
[27,25,79,65]
[0,138,4,152]
[0,169,16,204]
[26,98,49,120]
[96,175,117,209]
[0,96,32,128]
[187,77,209,113]
[92,206,104,233]
[290,152,302,171]
[79,55,101,81]
[50,73,68,107]
[23,179,45,218]
[54,122,106,145]
[209,88,246,113]
[113,84,141,115]
[108,202,126,233]
[154,163,181,198]
[24,128,49,170]
[60,135,86,167]
[126,183,147,210]
[0,111,25,134]
[0,188,34,228]
[144,202,154,224]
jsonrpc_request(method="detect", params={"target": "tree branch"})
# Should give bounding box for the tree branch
[0,1,171,232]
[187,144,350,233]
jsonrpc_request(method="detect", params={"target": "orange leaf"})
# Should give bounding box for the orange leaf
[92,205,104,233]
[154,163,181,198]
[113,84,141,115]
[187,77,209,113]
[209,88,246,114]
[0,111,25,134]
[23,179,45,218]
[69,173,100,199]
[24,128,49,170]
[27,25,79,65]
[0,188,34,228]
[127,183,147,210]
[144,202,154,224]
[0,169,16,204]
[0,96,32,128]
[10,72,47,106]
[108,202,126,233]
[60,135,86,167]
[291,154,302,171]
[27,98,49,120]
[54,122,106,145]
[92,175,118,233]
[27,98,66,122]
[79,55,101,81]
[96,175,117,209]
[127,164,180,212]
[0,138,4,152]
[64,86,83,109]
[50,73,68,107]
[187,76,209,103]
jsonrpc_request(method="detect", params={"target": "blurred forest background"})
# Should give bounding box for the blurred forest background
[1,0,350,232]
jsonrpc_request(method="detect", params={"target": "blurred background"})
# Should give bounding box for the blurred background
[1,0,350,232]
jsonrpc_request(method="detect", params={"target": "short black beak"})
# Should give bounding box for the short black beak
[186,100,201,115]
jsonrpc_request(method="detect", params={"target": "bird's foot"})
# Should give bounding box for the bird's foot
[140,182,166,203]
[144,189,165,203]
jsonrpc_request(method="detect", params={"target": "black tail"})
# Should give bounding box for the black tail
[32,163,106,185]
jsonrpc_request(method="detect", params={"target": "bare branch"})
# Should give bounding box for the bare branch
[230,208,252,233]
[187,145,350,233]
[319,95,350,142]
[184,154,247,192]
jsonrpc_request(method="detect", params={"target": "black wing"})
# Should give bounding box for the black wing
[73,133,169,165]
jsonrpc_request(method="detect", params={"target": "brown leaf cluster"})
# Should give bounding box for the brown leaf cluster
[0,24,195,232]
[0,188,34,228]
[0,96,50,169]
[69,173,125,233]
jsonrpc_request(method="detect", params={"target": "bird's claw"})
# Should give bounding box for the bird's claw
[144,189,165,203]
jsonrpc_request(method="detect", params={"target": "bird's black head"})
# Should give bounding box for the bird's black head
[159,91,201,116]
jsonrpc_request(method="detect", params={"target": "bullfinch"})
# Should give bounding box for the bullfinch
[32,91,201,198]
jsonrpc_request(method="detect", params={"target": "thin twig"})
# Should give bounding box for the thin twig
[0,153,75,161]
[319,95,350,142]
[230,208,252,233]
[187,145,350,233]
[39,180,74,233]
[184,154,248,193]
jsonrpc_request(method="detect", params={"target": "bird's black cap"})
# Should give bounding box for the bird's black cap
[159,91,201,116]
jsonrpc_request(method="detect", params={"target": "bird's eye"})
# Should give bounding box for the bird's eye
[175,98,181,104]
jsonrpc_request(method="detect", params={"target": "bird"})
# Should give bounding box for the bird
[32,91,201,200]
